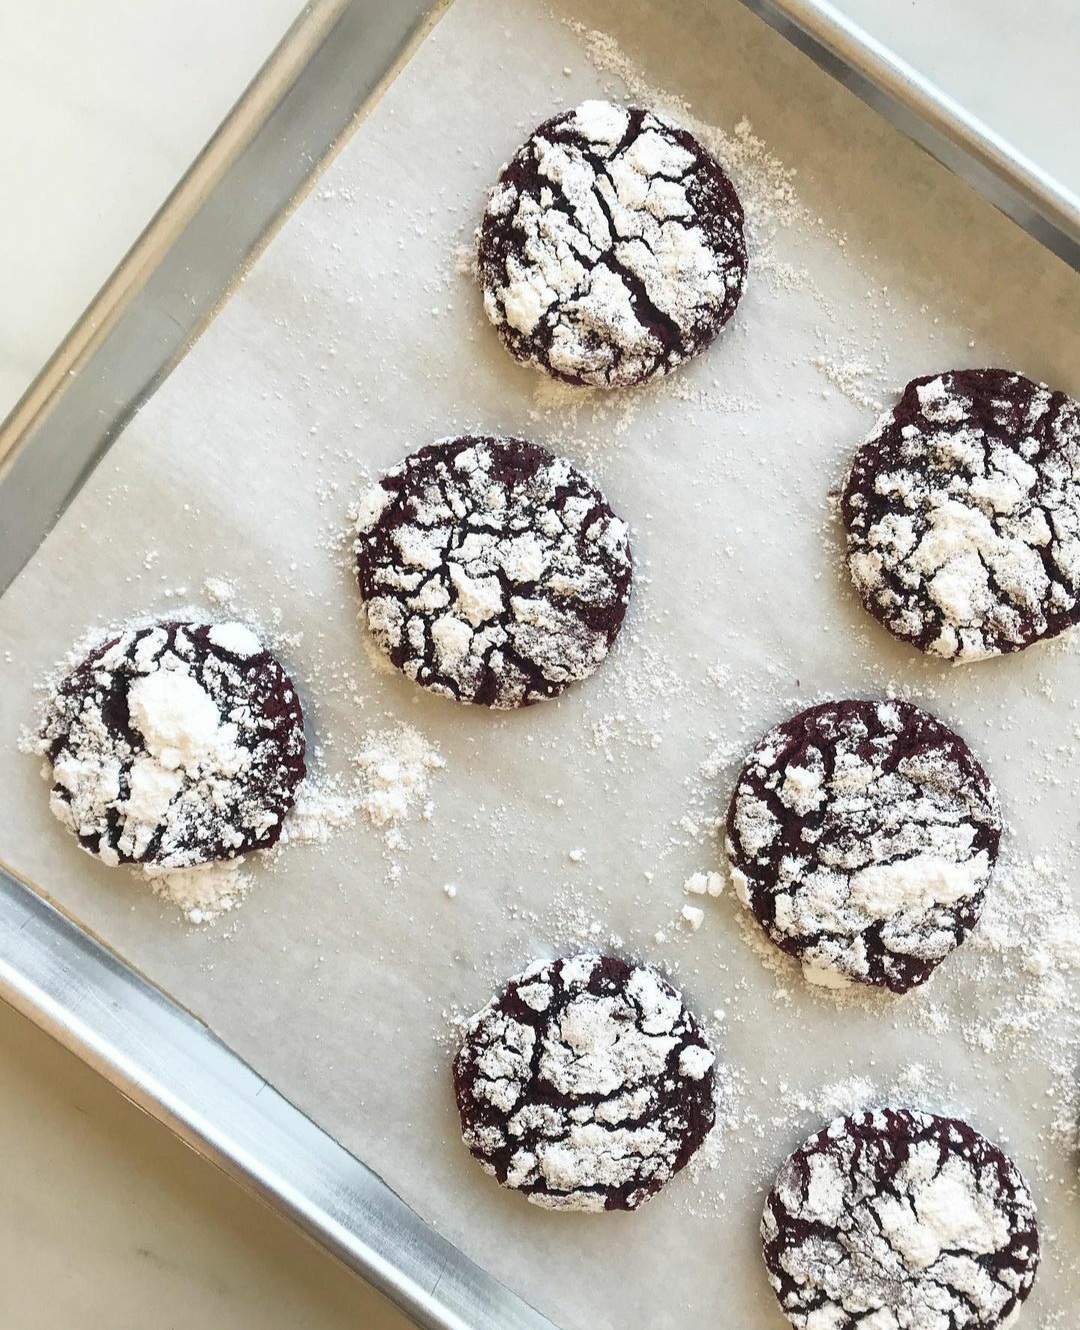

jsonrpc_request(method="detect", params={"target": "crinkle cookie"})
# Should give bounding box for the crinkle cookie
[843,368,1080,661]
[354,435,632,707]
[763,1108,1040,1330]
[477,100,746,388]
[725,699,1001,993]
[453,954,715,1211]
[37,621,306,868]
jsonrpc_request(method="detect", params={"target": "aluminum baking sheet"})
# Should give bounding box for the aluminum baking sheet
[1,1,1078,1327]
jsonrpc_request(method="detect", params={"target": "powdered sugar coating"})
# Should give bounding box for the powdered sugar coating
[843,368,1080,661]
[762,1108,1040,1330]
[477,100,746,388]
[726,700,1001,993]
[38,622,306,868]
[453,954,715,1212]
[354,436,632,708]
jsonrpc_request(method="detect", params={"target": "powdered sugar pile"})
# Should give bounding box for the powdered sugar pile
[145,858,252,926]
[354,723,444,829]
[279,721,445,886]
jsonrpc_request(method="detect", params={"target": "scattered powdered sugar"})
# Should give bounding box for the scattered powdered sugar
[971,856,1080,991]
[354,723,444,829]
[950,855,1080,1144]
[768,1066,960,1139]
[277,722,445,885]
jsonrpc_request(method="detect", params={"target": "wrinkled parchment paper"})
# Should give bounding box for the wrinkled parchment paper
[1,2,1078,1326]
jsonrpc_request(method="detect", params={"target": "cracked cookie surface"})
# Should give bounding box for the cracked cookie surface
[726,700,1001,994]
[477,100,746,388]
[354,435,632,708]
[39,621,306,869]
[762,1108,1040,1330]
[453,954,715,1212]
[842,368,1080,661]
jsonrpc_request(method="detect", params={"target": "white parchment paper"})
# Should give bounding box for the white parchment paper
[1,2,1078,1326]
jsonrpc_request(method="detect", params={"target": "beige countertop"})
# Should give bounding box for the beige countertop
[0,999,411,1329]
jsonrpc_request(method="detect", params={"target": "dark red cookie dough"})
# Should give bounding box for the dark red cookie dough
[477,100,746,388]
[453,954,715,1212]
[40,621,306,869]
[843,368,1080,661]
[725,699,1001,993]
[354,435,632,708]
[762,1108,1040,1330]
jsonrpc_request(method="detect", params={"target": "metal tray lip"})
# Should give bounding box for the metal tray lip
[1,2,1078,1329]
[736,0,1079,268]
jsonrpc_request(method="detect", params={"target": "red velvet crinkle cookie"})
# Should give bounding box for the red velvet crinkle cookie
[726,699,1001,993]
[354,435,632,708]
[453,954,715,1212]
[843,368,1080,661]
[38,621,305,869]
[763,1108,1040,1330]
[477,100,747,388]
